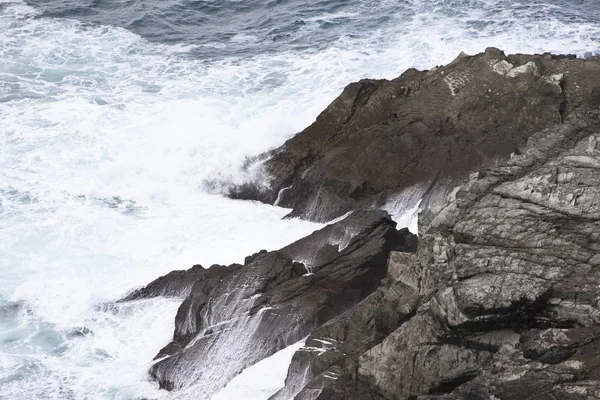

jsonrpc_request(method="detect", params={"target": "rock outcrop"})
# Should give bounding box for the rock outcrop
[121,264,230,301]
[271,114,600,399]
[128,49,600,400]
[140,210,417,398]
[230,48,600,222]
[270,251,420,400]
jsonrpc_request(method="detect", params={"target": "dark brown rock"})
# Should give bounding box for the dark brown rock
[230,48,600,223]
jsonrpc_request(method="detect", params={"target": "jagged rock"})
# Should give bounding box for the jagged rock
[230,48,600,222]
[270,252,419,400]
[270,116,600,399]
[148,210,417,398]
[121,264,234,301]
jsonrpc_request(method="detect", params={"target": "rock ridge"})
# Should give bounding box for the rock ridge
[229,48,600,223]
[131,210,417,398]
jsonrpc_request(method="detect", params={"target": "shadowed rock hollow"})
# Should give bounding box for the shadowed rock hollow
[230,48,600,222]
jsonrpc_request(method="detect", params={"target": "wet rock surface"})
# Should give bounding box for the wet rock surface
[230,48,600,222]
[143,210,417,398]
[269,116,600,399]
[121,264,231,301]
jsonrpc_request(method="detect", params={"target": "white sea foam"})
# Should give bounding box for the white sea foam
[212,339,305,400]
[1,0,599,399]
[384,198,422,235]
[0,9,324,398]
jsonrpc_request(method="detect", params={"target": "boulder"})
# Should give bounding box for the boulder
[138,49,600,399]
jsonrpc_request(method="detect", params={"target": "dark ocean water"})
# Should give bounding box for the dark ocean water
[1,0,600,399]
[23,0,600,60]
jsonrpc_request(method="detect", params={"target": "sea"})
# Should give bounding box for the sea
[1,0,599,399]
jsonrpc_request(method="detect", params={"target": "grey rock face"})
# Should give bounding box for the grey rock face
[147,210,416,398]
[121,264,232,301]
[279,116,600,399]
[269,251,419,400]
[230,48,600,222]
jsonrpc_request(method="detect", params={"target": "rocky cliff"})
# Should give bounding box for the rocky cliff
[274,114,600,399]
[124,48,600,400]
[230,47,600,222]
